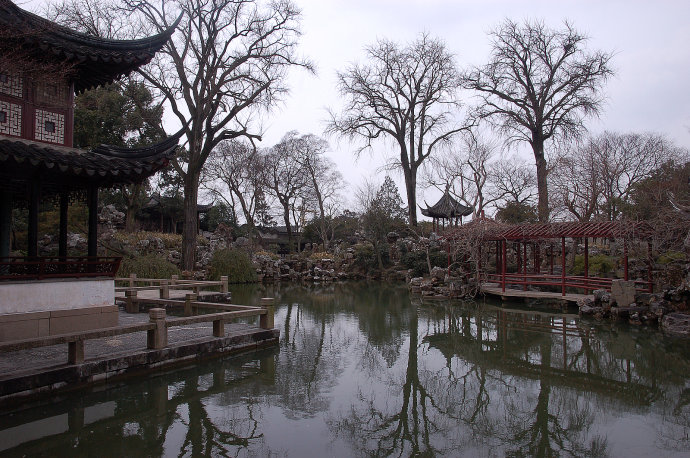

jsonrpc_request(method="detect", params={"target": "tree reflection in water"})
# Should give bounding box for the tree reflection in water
[2,282,689,456]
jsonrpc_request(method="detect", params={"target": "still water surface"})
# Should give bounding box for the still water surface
[1,282,689,457]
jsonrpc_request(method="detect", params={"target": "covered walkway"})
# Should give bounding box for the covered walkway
[447,220,654,297]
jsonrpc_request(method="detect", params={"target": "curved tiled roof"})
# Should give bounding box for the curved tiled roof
[0,131,181,187]
[421,191,473,218]
[0,0,179,92]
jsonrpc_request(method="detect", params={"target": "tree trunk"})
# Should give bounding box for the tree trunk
[374,240,383,270]
[403,166,418,226]
[125,207,136,233]
[282,204,292,253]
[182,171,200,271]
[532,137,550,222]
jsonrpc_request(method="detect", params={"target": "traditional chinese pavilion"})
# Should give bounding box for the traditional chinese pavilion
[421,190,473,232]
[0,0,179,340]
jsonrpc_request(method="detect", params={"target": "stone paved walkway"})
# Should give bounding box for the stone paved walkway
[0,307,261,377]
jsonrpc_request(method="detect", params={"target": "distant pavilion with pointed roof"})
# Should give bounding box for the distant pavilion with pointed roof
[421,190,473,232]
[0,0,179,340]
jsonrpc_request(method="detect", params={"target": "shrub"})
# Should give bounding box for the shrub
[118,254,180,279]
[658,250,686,264]
[208,248,257,283]
[401,248,448,277]
[571,254,616,276]
[352,242,390,271]
[113,231,183,249]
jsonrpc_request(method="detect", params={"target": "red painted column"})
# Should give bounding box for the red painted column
[523,241,527,291]
[561,237,566,296]
[550,244,554,275]
[584,237,589,280]
[502,240,506,293]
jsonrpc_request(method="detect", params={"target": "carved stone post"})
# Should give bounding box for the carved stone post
[68,340,84,364]
[220,276,229,293]
[213,317,225,337]
[260,297,275,329]
[159,280,169,299]
[125,289,138,313]
[184,293,197,316]
[147,308,167,349]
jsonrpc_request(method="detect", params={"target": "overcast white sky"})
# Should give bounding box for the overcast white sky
[25,0,690,218]
[263,0,690,214]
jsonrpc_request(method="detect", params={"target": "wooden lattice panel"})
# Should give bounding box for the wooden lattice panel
[34,109,65,144]
[0,100,22,137]
[0,72,23,98]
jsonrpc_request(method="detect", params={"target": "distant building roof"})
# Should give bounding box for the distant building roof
[0,0,179,92]
[421,191,473,219]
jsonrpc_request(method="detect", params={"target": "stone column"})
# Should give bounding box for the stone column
[184,293,197,316]
[159,280,169,299]
[260,297,275,329]
[147,308,167,349]
[125,289,138,313]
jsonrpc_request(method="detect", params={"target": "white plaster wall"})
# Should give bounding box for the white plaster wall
[0,279,114,314]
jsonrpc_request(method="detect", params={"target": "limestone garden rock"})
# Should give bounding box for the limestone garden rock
[99,204,125,228]
[661,312,690,337]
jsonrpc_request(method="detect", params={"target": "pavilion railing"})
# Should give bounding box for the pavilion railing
[0,256,121,281]
[485,272,652,294]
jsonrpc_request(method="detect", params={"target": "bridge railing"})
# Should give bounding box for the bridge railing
[485,272,652,295]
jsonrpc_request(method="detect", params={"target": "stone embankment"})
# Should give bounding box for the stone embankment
[408,266,477,299]
[253,253,355,283]
[577,277,690,336]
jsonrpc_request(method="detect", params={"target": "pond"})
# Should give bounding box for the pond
[1,282,689,457]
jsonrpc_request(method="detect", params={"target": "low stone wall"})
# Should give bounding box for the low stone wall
[0,278,114,314]
[0,305,118,341]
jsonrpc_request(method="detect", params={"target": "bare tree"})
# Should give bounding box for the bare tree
[48,0,129,38]
[597,132,683,220]
[550,139,603,221]
[489,157,536,206]
[113,0,312,269]
[262,131,311,252]
[426,133,499,218]
[465,19,614,222]
[205,140,266,232]
[551,131,686,221]
[296,134,344,249]
[328,34,469,226]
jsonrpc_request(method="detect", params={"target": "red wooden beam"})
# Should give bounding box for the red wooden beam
[561,237,566,296]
